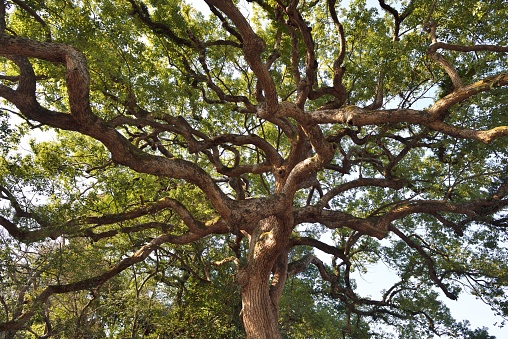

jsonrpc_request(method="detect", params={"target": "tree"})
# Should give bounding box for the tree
[1,0,508,337]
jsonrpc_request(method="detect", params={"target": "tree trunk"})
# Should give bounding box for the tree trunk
[240,272,282,339]
[238,215,291,339]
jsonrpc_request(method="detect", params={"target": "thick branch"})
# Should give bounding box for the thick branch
[295,197,508,241]
[307,0,347,109]
[378,0,413,41]
[0,215,56,242]
[287,253,315,276]
[0,35,94,126]
[426,120,508,144]
[377,199,508,232]
[290,236,348,262]
[285,0,317,107]
[0,34,243,220]
[207,3,243,44]
[205,0,278,111]
[427,73,508,117]
[276,73,508,143]
[426,48,464,89]
[294,206,388,239]
[425,29,508,91]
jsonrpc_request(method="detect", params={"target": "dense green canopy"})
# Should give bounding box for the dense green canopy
[0,0,507,338]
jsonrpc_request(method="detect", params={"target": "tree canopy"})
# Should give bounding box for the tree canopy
[0,0,508,338]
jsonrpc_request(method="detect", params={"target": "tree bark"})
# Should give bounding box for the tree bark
[240,271,282,339]
[238,214,291,339]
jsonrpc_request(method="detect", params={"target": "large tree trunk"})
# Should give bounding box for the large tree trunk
[238,215,291,339]
[240,271,282,339]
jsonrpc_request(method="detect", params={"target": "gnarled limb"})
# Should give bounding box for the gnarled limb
[378,0,414,41]
[205,0,278,112]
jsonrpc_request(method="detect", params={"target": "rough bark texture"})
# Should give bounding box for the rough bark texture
[240,269,282,338]
[237,214,292,339]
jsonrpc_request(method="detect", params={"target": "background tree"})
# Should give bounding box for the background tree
[1,0,508,338]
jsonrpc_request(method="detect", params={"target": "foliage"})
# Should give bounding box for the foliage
[0,0,508,338]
